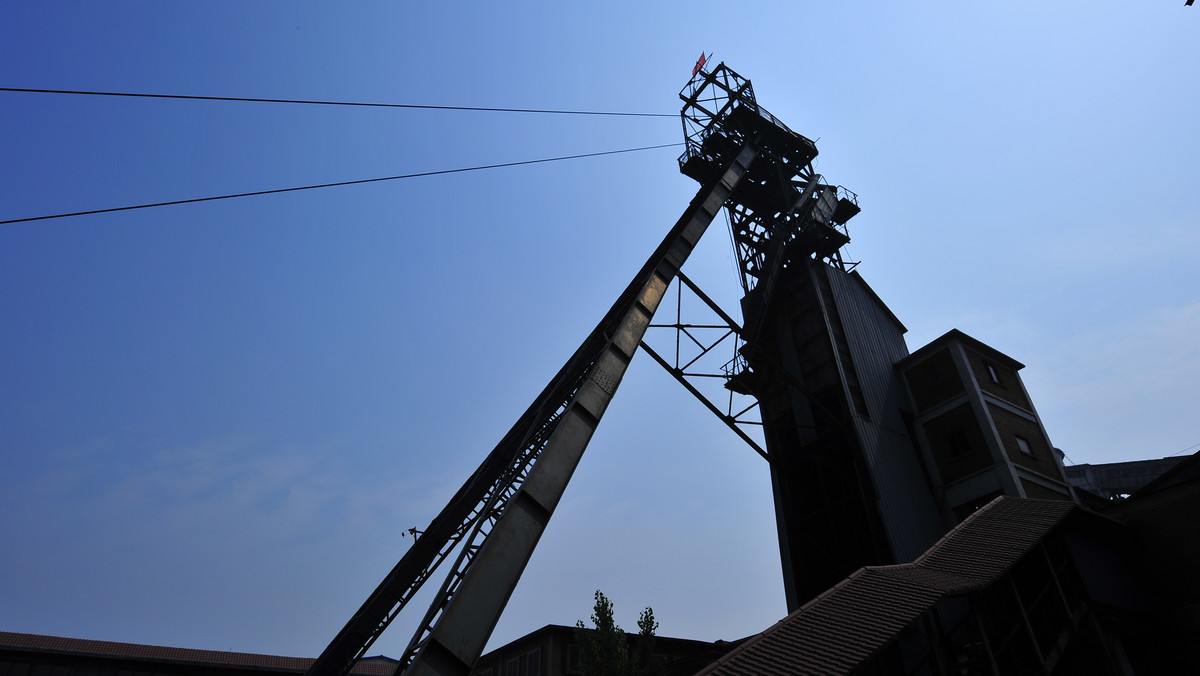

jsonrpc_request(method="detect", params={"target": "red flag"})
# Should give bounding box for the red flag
[692,53,707,77]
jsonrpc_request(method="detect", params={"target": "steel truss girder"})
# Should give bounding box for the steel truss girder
[305,143,761,676]
[678,64,757,168]
[640,270,768,461]
[678,64,854,341]
[640,268,863,469]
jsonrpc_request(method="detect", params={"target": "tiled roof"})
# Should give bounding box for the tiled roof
[0,631,396,675]
[695,497,1077,676]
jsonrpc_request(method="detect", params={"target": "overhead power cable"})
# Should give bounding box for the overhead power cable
[0,87,676,118]
[1167,440,1200,457]
[1,142,683,225]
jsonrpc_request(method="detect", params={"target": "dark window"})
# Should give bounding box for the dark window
[506,658,519,676]
[527,649,541,676]
[567,644,581,674]
[1016,436,1033,456]
[946,427,971,458]
[985,362,1001,385]
[924,360,942,385]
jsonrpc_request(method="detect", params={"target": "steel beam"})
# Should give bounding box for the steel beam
[399,143,760,676]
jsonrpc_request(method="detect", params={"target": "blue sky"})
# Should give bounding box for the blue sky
[2,0,1197,663]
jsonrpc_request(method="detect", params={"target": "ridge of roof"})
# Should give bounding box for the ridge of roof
[897,328,1025,371]
[1126,450,1200,498]
[0,631,395,674]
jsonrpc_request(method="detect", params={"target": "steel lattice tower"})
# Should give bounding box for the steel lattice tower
[679,63,944,610]
[308,61,949,676]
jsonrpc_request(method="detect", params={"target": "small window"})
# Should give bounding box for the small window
[506,658,519,676]
[1016,436,1033,456]
[923,360,941,386]
[985,362,1001,385]
[946,427,970,458]
[527,649,541,676]
[566,645,581,674]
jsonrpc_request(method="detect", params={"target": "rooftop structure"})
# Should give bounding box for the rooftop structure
[1065,456,1186,499]
[0,632,398,676]
[695,478,1200,674]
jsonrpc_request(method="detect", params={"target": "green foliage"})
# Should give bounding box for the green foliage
[630,607,659,676]
[574,590,663,676]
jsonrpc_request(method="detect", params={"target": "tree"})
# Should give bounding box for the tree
[574,590,662,676]
[630,607,659,676]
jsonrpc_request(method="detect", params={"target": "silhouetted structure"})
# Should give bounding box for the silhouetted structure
[675,65,1076,612]
[0,632,398,676]
[694,453,1200,674]
[1065,456,1185,499]
[468,625,739,676]
[897,330,1076,518]
[8,62,1193,676]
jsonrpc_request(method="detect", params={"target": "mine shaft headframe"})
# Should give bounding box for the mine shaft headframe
[678,62,811,184]
[679,62,861,290]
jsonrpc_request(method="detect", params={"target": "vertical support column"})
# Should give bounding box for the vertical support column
[1006,576,1046,672]
[950,343,1023,498]
[971,601,1002,676]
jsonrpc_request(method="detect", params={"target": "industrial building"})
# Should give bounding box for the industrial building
[695,453,1200,674]
[0,627,734,676]
[468,625,739,676]
[5,62,1196,674]
[0,632,399,676]
[1064,456,1186,499]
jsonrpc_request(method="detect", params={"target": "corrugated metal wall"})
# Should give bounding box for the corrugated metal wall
[824,266,947,562]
